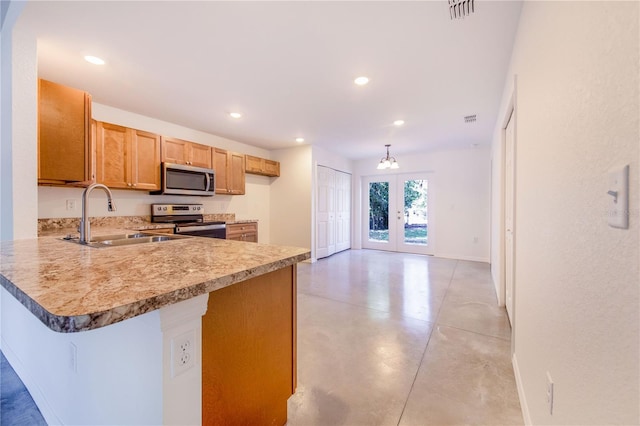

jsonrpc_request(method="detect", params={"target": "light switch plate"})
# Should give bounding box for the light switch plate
[607,164,629,229]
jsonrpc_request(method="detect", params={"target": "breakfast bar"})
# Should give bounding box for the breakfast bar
[0,233,310,425]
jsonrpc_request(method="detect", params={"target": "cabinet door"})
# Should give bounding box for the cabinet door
[162,137,189,165]
[189,143,213,169]
[228,152,246,195]
[38,79,92,184]
[264,160,280,177]
[245,155,263,174]
[95,122,130,189]
[131,129,161,190]
[213,148,229,194]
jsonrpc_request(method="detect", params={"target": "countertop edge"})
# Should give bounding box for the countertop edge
[1,251,310,333]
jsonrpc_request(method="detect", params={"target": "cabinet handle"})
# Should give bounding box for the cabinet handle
[127,183,132,187]
[133,183,137,187]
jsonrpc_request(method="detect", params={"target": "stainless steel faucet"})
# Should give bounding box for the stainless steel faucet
[79,183,116,244]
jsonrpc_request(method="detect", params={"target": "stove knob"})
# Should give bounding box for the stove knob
[197,206,201,211]
[163,207,167,211]
[156,206,161,211]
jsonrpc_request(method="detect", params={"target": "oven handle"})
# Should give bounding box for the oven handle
[175,223,226,233]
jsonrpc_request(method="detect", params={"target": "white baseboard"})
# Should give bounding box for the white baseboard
[512,352,532,425]
[1,337,62,425]
[434,253,490,263]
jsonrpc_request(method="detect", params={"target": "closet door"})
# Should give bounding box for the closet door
[316,166,336,259]
[317,166,351,259]
[335,171,351,252]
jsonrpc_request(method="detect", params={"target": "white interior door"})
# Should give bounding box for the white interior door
[335,171,351,252]
[363,174,432,255]
[317,166,351,260]
[316,166,336,259]
[504,110,515,325]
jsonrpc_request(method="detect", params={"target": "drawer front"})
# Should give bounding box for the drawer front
[226,222,258,242]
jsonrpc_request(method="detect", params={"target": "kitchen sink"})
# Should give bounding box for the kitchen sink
[62,232,188,248]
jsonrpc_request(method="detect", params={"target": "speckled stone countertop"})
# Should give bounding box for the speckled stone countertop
[0,232,310,333]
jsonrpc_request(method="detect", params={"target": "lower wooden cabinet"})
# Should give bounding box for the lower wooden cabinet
[202,265,296,425]
[226,222,258,242]
[95,121,161,190]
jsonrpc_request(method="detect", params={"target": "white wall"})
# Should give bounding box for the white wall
[353,147,491,262]
[1,6,37,241]
[270,145,313,250]
[38,103,275,243]
[1,287,163,425]
[492,2,639,424]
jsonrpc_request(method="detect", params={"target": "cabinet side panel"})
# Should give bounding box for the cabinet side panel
[202,266,294,425]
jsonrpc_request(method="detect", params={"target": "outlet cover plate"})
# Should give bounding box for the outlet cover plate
[171,329,196,378]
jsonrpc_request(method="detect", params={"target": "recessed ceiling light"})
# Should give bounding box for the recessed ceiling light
[84,55,105,65]
[295,137,305,143]
[354,76,369,86]
[393,120,405,126]
[229,112,242,119]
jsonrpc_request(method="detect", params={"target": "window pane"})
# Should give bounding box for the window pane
[403,179,428,245]
[368,182,389,242]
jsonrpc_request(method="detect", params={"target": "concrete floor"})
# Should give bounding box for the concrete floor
[288,249,523,425]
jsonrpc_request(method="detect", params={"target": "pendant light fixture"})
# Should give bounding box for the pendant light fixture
[377,144,399,170]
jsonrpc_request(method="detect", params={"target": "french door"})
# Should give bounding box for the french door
[362,173,432,255]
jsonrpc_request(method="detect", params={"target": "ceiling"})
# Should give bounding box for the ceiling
[21,1,523,160]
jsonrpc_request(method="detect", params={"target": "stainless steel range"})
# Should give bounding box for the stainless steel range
[151,203,226,239]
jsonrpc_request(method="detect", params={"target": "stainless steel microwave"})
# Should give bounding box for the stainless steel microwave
[152,162,215,196]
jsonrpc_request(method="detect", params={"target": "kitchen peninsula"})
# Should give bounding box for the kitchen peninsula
[0,233,310,425]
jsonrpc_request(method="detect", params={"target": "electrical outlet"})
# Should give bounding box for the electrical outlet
[546,371,554,415]
[171,330,196,378]
[66,199,76,211]
[69,342,77,373]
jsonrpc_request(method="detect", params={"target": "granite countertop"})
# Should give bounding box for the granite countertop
[0,232,310,333]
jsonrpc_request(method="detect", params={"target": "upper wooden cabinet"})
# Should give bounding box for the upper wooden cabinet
[245,155,280,177]
[213,148,245,195]
[38,79,93,185]
[95,121,161,191]
[162,137,213,169]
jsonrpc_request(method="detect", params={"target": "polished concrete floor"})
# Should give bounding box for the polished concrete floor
[287,249,523,425]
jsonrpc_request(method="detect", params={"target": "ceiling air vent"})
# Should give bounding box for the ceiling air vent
[464,114,477,123]
[449,0,475,20]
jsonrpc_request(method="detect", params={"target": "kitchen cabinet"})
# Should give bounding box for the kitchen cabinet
[213,148,245,195]
[226,222,258,243]
[95,121,161,191]
[245,155,280,177]
[162,137,213,169]
[38,79,94,185]
[203,265,296,425]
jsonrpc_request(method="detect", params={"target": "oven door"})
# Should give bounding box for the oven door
[175,223,226,239]
[157,163,215,196]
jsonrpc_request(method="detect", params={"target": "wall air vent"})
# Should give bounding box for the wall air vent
[464,114,477,123]
[449,0,475,19]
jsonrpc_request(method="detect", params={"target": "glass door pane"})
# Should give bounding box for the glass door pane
[368,181,389,242]
[402,179,428,246]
